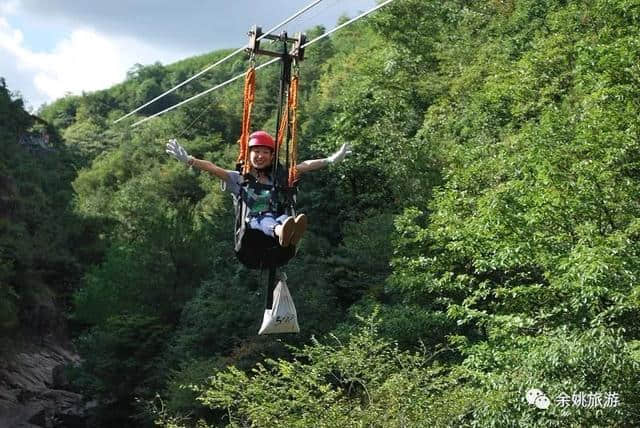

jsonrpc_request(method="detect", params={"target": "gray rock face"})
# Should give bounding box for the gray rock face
[0,338,92,428]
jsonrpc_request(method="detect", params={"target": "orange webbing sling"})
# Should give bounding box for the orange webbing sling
[237,65,299,183]
[269,71,300,186]
[287,74,299,187]
[275,89,289,150]
[238,66,256,175]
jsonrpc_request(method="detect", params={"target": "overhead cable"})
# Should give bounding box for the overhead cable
[131,58,280,127]
[131,0,395,127]
[115,0,325,124]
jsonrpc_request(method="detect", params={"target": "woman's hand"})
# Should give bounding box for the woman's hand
[166,139,192,164]
[327,143,352,164]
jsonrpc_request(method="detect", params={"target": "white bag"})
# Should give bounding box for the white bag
[258,274,299,335]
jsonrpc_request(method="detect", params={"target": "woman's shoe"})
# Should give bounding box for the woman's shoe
[275,217,295,247]
[290,214,308,247]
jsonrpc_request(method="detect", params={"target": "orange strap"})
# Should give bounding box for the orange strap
[238,67,256,175]
[276,95,289,150]
[237,65,299,184]
[287,74,299,186]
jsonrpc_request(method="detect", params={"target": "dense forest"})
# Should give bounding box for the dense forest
[2,0,640,426]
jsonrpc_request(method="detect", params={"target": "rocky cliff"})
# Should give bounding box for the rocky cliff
[0,299,92,427]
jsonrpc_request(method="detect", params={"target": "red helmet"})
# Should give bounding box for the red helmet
[248,131,275,151]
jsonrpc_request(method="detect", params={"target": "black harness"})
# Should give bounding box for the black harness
[231,162,298,271]
[238,166,291,217]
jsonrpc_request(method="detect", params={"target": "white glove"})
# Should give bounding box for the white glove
[166,139,192,164]
[327,143,352,164]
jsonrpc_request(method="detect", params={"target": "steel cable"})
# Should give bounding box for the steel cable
[131,0,395,127]
[115,0,325,124]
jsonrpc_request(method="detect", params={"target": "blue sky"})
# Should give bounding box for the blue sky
[0,0,377,110]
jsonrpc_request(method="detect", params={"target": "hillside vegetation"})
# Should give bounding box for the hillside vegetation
[2,0,638,426]
[0,79,88,336]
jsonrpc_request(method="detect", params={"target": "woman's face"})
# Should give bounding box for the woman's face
[249,146,273,169]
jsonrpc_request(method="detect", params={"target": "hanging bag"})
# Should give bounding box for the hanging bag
[258,274,299,334]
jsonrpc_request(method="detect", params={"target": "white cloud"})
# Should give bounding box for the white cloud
[0,16,22,47]
[32,29,125,99]
[0,0,378,108]
[0,16,185,106]
[0,0,19,15]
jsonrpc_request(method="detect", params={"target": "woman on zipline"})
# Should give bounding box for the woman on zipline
[166,131,351,247]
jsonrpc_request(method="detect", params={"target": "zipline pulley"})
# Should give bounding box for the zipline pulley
[247,26,307,61]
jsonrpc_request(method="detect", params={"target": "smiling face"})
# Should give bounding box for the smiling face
[249,146,274,170]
